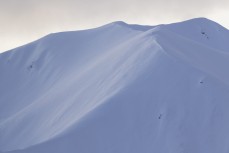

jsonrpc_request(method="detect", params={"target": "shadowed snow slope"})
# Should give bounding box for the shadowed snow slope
[1,18,229,153]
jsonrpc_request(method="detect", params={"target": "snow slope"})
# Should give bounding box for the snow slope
[1,18,229,153]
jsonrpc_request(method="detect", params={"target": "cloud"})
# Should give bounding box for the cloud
[0,0,228,52]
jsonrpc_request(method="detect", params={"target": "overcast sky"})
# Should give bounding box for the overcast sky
[0,0,228,53]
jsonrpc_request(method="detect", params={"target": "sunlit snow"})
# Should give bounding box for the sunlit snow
[0,18,229,153]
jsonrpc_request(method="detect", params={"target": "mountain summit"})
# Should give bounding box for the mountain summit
[0,18,229,153]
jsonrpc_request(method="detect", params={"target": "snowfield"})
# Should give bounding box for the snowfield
[1,18,229,153]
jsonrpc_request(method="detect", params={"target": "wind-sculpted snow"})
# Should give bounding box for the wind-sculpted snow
[1,18,229,153]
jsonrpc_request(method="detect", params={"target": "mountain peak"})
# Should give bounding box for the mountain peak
[186,17,214,23]
[111,21,128,26]
[168,17,223,28]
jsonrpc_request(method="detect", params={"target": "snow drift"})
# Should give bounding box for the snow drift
[1,18,229,153]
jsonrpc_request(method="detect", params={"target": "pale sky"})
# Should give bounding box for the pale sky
[0,0,228,53]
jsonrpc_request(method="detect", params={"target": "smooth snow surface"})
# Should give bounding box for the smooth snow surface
[1,18,229,153]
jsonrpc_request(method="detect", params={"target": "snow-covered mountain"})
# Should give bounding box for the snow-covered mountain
[1,18,229,153]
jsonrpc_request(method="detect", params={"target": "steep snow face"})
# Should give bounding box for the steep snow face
[0,22,159,151]
[1,18,229,153]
